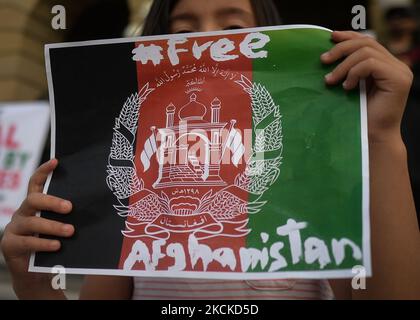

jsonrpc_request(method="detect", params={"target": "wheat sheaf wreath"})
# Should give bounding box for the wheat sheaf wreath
[106,75,283,223]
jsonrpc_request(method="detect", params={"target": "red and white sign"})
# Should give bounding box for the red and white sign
[0,102,50,229]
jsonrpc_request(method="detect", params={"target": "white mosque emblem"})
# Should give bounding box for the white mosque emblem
[107,77,283,241]
[144,93,243,189]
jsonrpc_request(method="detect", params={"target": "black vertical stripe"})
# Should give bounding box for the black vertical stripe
[35,42,138,269]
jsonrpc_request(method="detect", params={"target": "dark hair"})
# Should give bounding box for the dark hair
[141,0,281,36]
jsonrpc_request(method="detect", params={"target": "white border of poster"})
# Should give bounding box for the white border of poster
[29,25,370,280]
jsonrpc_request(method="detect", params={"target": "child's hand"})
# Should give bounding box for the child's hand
[321,31,413,143]
[0,159,74,284]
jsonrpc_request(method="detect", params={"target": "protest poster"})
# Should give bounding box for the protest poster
[0,102,50,229]
[31,25,370,279]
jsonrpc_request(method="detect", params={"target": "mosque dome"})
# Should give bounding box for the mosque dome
[178,93,207,121]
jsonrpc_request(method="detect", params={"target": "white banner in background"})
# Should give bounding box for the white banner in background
[0,102,50,229]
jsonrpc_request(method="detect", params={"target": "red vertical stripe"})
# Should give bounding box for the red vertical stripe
[118,34,253,273]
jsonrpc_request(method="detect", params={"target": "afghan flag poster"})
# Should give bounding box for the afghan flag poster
[30,25,370,279]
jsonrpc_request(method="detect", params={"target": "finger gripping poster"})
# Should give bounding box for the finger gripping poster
[31,26,370,279]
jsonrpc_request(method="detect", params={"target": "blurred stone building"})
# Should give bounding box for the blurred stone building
[0,0,152,102]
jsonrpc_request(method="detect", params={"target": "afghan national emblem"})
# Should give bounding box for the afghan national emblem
[106,75,283,241]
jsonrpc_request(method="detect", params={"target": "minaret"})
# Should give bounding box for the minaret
[211,97,221,123]
[211,97,221,146]
[210,97,222,167]
[164,103,176,168]
[166,103,176,128]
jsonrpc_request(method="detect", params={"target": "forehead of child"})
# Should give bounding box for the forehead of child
[169,0,257,32]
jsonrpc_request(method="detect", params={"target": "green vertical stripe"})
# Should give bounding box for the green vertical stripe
[247,28,363,272]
